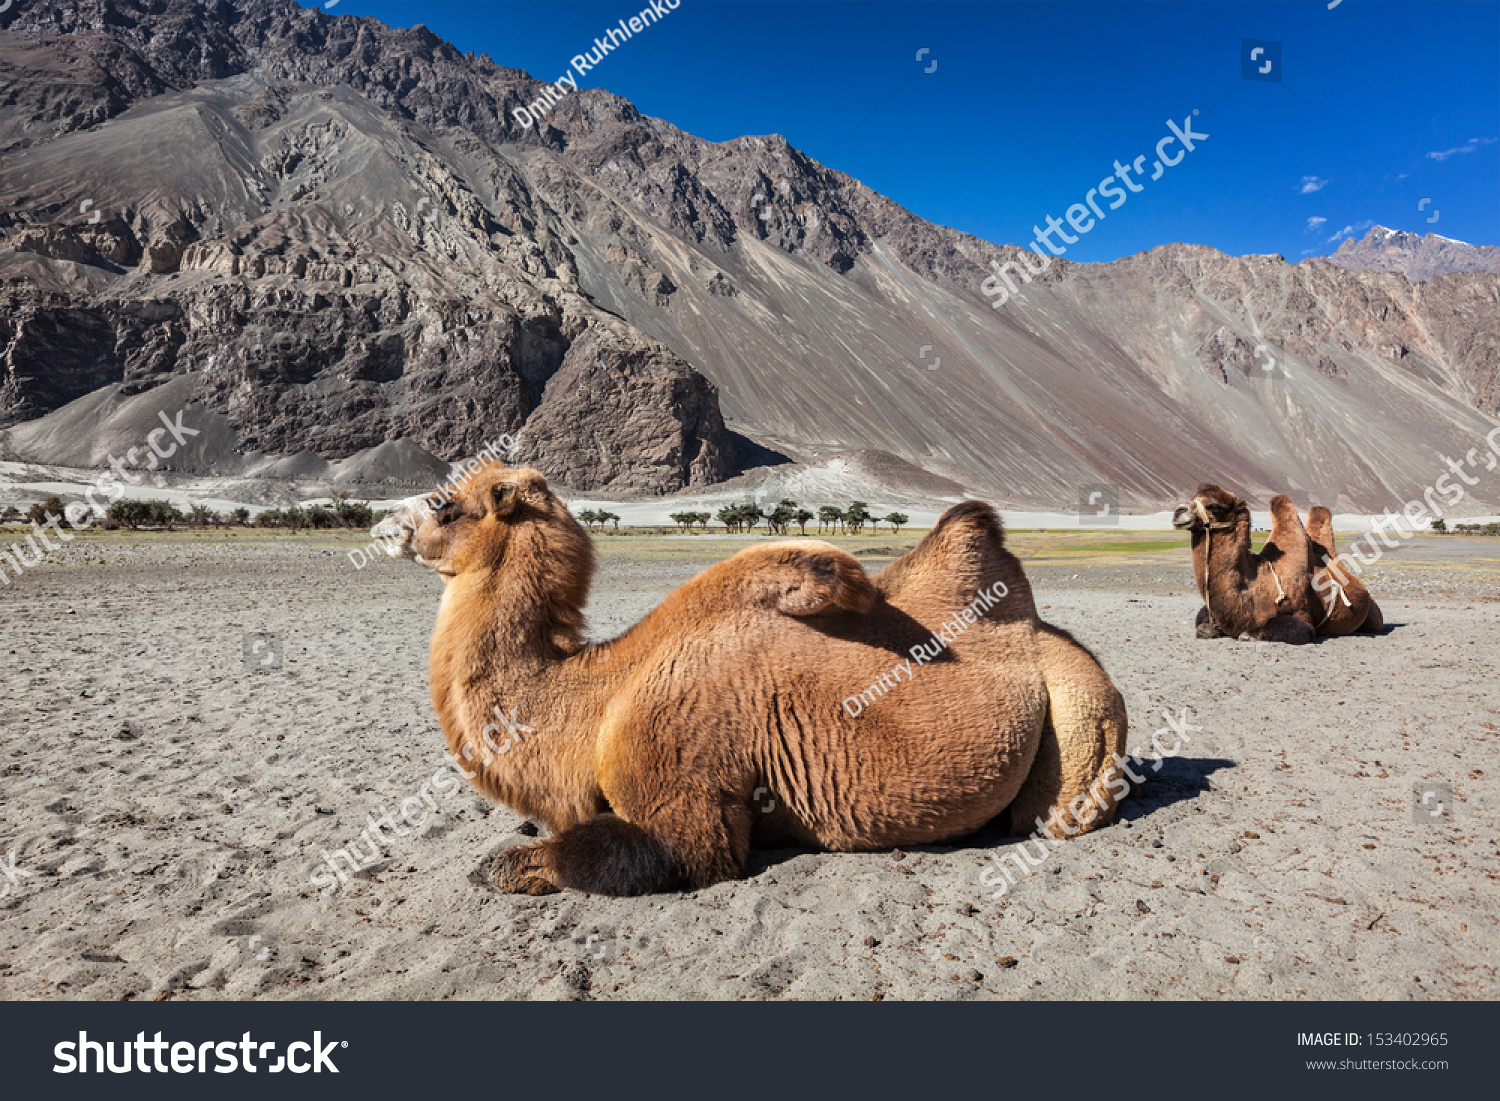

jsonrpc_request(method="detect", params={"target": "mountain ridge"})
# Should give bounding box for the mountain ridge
[1321,224,1500,282]
[1,0,1498,510]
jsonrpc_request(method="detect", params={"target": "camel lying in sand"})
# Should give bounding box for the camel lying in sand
[1173,485,1383,642]
[371,462,1128,896]
[1172,485,1317,643]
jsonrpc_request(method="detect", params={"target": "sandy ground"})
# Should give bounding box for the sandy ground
[1,528,1497,1001]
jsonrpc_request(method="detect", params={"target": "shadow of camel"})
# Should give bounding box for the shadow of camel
[743,755,1238,878]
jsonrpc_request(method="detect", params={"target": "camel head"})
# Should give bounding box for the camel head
[1171,484,1248,534]
[371,461,590,582]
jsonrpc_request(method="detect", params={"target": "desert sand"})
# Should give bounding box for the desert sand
[1,528,1496,1000]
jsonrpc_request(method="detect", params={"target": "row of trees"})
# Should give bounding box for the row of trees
[576,509,622,532]
[675,499,910,536]
[1431,519,1500,536]
[1,494,374,531]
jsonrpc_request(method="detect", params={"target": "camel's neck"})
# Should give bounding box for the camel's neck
[1196,517,1257,623]
[434,565,582,679]
[427,526,607,829]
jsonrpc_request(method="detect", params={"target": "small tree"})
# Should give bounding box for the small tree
[717,504,763,534]
[883,512,909,536]
[668,511,697,533]
[188,504,215,527]
[767,503,794,536]
[107,500,153,529]
[818,505,843,534]
[334,498,373,528]
[794,508,815,535]
[1430,517,1447,534]
[577,508,599,531]
[28,495,65,526]
[844,501,872,535]
[147,500,184,529]
[603,511,621,533]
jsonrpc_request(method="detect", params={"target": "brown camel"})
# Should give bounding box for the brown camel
[1305,506,1385,635]
[371,461,1129,896]
[1171,484,1316,644]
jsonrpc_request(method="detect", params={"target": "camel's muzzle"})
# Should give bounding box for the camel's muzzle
[1171,506,1199,530]
[371,497,429,560]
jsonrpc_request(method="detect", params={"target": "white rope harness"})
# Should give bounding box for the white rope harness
[1314,569,1353,628]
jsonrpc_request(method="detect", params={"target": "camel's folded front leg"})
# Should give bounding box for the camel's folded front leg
[492,779,755,896]
[1194,605,1225,639]
[491,815,684,896]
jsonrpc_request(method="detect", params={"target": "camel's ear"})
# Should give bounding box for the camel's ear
[488,481,521,518]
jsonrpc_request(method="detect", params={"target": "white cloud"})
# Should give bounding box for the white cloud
[1305,216,1327,233]
[1325,219,1375,244]
[1298,176,1330,194]
[1427,137,1497,162]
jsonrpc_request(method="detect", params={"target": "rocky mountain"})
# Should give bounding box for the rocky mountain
[1323,225,1500,282]
[1,0,1498,510]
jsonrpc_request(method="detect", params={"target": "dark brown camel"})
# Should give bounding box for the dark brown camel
[1171,484,1316,644]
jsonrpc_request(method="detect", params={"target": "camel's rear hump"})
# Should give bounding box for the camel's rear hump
[875,501,1033,619]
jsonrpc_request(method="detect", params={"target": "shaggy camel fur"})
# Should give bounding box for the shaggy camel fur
[371,462,1128,896]
[1172,484,1316,644]
[1305,506,1385,635]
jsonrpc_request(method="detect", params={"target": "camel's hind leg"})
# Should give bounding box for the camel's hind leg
[1307,505,1382,636]
[1005,624,1129,839]
[1253,614,1315,645]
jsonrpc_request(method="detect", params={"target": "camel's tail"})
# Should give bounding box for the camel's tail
[1006,623,1130,838]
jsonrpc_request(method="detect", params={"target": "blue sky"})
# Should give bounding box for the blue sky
[303,1,1499,262]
